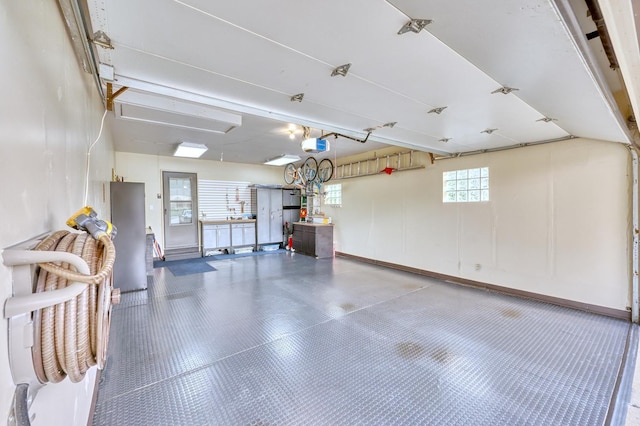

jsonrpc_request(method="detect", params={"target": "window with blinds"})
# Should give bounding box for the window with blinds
[198,180,253,220]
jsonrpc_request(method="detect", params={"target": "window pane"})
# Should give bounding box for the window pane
[469,178,480,190]
[481,189,490,201]
[444,191,456,202]
[457,180,468,190]
[469,190,480,202]
[457,169,468,179]
[170,201,192,224]
[444,171,457,180]
[481,167,489,177]
[169,178,192,201]
[444,180,457,191]
[468,168,481,178]
[457,191,468,202]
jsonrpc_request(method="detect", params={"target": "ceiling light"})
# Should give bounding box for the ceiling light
[481,128,498,134]
[331,63,351,77]
[383,122,397,128]
[264,155,301,166]
[174,142,208,158]
[536,117,557,123]
[397,19,432,35]
[439,138,451,143]
[290,93,304,102]
[289,130,296,140]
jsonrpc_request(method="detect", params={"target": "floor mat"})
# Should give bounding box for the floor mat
[167,262,216,276]
[153,257,217,276]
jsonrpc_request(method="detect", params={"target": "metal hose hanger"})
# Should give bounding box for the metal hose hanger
[31,230,118,383]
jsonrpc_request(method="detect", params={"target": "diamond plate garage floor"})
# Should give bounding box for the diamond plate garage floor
[92,253,631,425]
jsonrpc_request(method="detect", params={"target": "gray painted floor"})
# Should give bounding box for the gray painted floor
[93,252,631,425]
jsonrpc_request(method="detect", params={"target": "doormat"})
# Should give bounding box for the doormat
[153,257,217,276]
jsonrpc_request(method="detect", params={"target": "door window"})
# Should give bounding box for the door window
[169,177,193,224]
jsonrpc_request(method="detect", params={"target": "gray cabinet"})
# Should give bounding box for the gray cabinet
[252,188,283,247]
[282,188,301,207]
[292,223,333,258]
[282,188,301,239]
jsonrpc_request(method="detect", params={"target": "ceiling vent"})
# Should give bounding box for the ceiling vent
[114,90,242,133]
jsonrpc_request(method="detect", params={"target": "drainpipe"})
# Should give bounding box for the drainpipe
[630,147,639,323]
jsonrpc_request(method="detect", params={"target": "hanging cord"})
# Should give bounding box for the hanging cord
[83,109,108,207]
[31,230,117,383]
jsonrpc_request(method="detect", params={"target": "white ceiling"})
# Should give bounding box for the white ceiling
[84,0,632,165]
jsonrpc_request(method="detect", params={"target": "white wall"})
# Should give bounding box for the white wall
[114,152,283,248]
[0,1,115,424]
[325,139,631,311]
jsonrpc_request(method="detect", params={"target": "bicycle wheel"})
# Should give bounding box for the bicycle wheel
[302,157,318,182]
[283,163,297,185]
[317,158,334,183]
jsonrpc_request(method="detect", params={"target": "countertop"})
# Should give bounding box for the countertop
[293,221,334,227]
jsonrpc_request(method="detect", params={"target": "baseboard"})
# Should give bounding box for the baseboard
[335,252,631,321]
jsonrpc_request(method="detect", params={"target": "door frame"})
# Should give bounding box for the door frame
[162,171,199,253]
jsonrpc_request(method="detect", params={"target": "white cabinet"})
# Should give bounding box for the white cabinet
[201,221,256,255]
[202,223,231,251]
[252,188,283,247]
[231,223,256,248]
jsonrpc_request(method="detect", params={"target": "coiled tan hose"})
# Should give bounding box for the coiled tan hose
[31,230,117,383]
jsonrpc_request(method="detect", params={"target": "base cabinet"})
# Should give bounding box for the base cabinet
[292,223,333,258]
[201,220,256,255]
[231,223,256,249]
[202,224,231,252]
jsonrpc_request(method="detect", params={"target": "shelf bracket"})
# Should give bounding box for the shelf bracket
[106,82,128,111]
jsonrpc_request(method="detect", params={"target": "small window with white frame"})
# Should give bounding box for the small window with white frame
[323,183,342,207]
[443,167,489,203]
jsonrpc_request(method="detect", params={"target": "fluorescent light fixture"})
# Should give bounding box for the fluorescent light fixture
[174,142,208,158]
[114,89,242,133]
[264,155,300,166]
[301,138,330,153]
